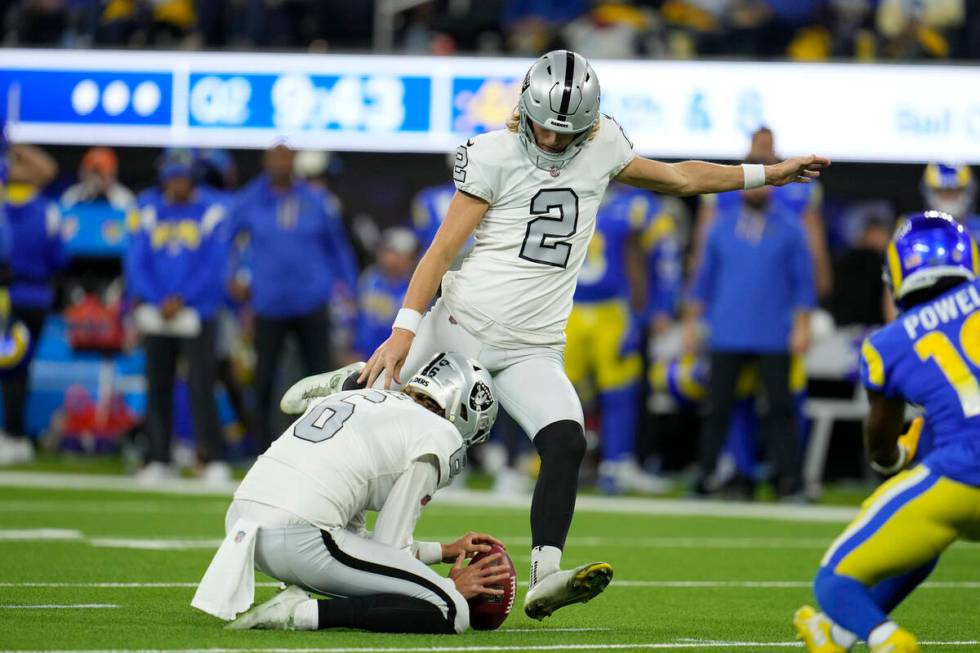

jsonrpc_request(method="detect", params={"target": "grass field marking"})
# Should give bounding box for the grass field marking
[0,604,120,609]
[0,582,281,588]
[0,471,859,523]
[0,500,227,514]
[0,529,83,540]
[88,538,225,550]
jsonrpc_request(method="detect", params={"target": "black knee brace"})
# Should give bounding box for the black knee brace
[530,420,587,549]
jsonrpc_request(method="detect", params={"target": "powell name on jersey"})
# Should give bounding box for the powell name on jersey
[234,389,465,531]
[860,278,980,486]
[442,114,635,349]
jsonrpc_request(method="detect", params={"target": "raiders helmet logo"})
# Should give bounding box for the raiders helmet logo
[469,381,494,411]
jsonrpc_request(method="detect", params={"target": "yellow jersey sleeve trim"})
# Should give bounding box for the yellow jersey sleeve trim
[640,213,675,251]
[886,241,903,290]
[862,338,886,389]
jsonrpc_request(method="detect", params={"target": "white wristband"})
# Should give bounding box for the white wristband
[414,541,443,565]
[392,308,422,334]
[870,445,907,476]
[742,163,766,190]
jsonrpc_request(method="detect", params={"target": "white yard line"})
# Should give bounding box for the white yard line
[0,471,859,523]
[0,529,83,540]
[0,604,120,609]
[0,501,227,514]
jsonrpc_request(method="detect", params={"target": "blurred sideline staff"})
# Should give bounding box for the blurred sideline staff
[0,135,60,466]
[125,148,229,483]
[683,142,816,498]
[227,143,358,454]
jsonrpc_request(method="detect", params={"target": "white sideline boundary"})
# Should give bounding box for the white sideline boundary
[0,472,859,523]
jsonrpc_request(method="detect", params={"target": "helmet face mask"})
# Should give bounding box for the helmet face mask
[517,50,600,171]
[885,210,979,312]
[403,352,498,447]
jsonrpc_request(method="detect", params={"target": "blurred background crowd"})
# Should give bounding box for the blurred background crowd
[5,0,980,61]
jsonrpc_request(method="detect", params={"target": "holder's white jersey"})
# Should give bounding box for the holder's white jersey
[234,389,465,533]
[444,114,635,349]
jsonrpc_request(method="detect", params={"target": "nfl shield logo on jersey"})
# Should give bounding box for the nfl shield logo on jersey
[234,530,246,544]
[550,166,560,178]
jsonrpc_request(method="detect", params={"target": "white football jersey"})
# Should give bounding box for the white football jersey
[443,114,635,349]
[234,389,465,532]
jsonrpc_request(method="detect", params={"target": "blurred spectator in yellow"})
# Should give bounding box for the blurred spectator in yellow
[877,0,964,58]
[61,147,135,211]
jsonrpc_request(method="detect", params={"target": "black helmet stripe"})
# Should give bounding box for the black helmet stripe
[557,51,574,120]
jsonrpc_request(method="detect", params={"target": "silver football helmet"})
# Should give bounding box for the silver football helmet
[518,50,600,171]
[403,352,498,447]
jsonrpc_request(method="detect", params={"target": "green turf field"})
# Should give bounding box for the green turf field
[1,476,979,652]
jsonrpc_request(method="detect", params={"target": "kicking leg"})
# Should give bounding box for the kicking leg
[491,350,612,619]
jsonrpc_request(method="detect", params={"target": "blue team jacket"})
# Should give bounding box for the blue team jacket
[4,185,67,310]
[690,199,815,352]
[229,176,358,318]
[125,187,229,319]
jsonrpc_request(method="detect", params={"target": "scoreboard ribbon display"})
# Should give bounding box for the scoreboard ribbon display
[1,49,979,163]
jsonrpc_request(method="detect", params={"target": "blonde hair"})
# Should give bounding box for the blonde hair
[506,109,601,140]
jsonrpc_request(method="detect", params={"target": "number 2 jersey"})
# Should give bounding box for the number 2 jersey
[860,278,980,486]
[443,114,635,349]
[234,389,465,535]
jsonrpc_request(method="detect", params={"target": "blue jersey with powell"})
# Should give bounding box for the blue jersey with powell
[860,278,980,486]
[354,267,409,358]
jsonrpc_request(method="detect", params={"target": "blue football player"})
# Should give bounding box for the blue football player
[794,211,980,653]
[921,163,979,241]
[565,184,679,493]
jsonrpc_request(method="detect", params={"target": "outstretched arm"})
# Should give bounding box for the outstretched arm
[359,190,488,388]
[614,155,830,196]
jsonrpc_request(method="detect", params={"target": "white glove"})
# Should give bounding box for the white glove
[279,362,366,415]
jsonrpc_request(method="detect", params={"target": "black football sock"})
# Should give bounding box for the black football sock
[530,420,587,550]
[316,595,456,634]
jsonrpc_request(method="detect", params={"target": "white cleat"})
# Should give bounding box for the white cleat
[225,585,310,630]
[0,435,34,467]
[280,362,366,415]
[523,562,613,621]
[135,461,175,485]
[599,459,671,495]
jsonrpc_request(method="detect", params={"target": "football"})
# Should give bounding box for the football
[466,544,517,630]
